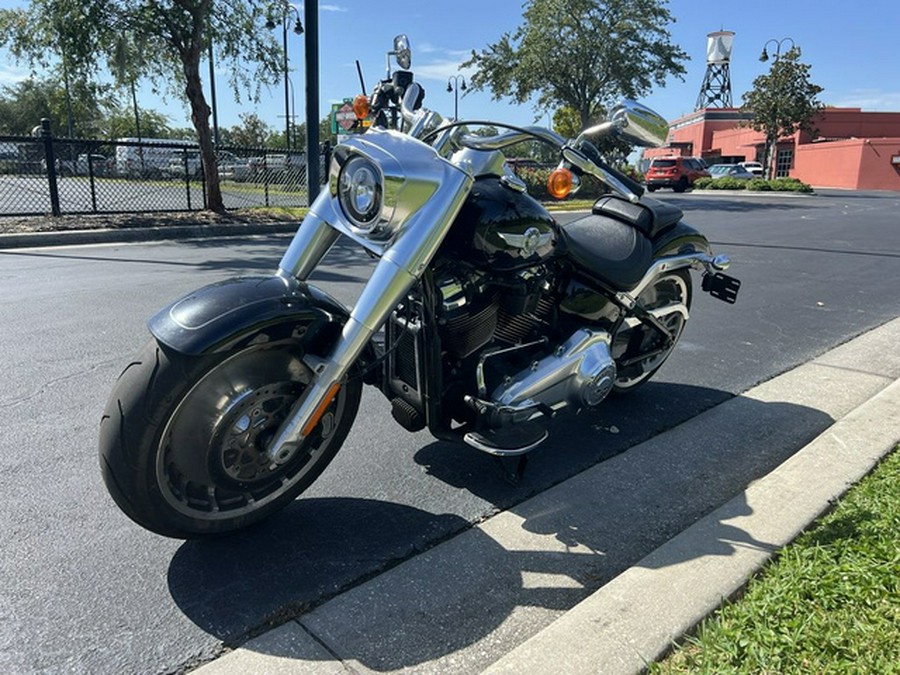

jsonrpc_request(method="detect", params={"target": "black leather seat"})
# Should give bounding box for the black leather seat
[558,214,653,291]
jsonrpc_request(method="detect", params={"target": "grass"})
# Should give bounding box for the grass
[651,447,900,674]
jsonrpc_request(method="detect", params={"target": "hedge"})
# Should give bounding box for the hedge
[694,176,813,193]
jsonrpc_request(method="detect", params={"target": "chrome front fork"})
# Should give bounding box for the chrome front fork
[265,178,472,465]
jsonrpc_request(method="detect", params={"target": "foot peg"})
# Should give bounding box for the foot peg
[463,421,548,456]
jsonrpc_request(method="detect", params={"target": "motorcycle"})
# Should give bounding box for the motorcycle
[99,35,740,538]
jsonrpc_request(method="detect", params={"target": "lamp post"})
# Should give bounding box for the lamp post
[266,3,303,150]
[759,37,795,63]
[208,41,219,145]
[447,75,466,120]
[759,37,795,179]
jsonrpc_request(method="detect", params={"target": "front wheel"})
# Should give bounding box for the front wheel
[611,269,692,393]
[99,340,361,538]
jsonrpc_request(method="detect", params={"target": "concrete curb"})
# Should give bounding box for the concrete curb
[0,221,300,249]
[192,317,900,674]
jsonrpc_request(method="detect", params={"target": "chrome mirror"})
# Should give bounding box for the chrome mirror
[609,100,668,148]
[393,34,411,70]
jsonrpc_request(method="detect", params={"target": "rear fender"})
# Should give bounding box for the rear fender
[148,274,350,356]
[652,220,712,259]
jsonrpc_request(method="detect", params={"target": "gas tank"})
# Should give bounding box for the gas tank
[446,177,557,272]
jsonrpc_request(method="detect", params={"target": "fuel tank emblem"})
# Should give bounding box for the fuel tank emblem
[499,227,553,256]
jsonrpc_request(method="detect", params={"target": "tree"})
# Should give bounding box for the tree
[742,47,823,179]
[463,0,688,129]
[102,107,174,140]
[225,112,275,148]
[0,75,115,136]
[551,104,631,161]
[0,0,282,213]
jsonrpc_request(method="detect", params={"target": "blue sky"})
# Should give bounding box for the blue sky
[1,0,899,135]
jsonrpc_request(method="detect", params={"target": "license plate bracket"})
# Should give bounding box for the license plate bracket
[702,272,741,304]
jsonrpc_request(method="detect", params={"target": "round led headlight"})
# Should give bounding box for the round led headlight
[338,155,383,231]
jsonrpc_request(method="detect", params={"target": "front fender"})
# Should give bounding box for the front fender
[148,274,349,356]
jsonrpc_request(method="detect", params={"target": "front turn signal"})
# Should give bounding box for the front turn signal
[353,94,370,120]
[547,168,574,200]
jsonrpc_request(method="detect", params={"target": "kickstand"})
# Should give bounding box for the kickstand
[497,454,529,486]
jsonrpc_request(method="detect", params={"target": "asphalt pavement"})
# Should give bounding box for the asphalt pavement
[188,316,900,674]
[2,189,899,674]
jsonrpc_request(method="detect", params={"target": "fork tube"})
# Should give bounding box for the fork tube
[279,210,341,281]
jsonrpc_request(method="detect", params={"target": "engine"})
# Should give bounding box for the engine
[383,176,619,438]
[434,263,556,359]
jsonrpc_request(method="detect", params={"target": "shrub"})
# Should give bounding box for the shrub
[696,176,813,193]
[695,177,746,190]
[770,177,813,193]
[747,178,773,191]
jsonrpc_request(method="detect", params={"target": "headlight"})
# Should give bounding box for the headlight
[338,156,383,231]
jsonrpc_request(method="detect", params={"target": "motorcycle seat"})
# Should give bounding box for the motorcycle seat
[592,195,683,239]
[558,214,653,291]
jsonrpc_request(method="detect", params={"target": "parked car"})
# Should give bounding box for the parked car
[167,149,202,178]
[74,154,109,176]
[708,163,756,180]
[739,161,764,176]
[218,153,251,182]
[247,152,306,180]
[644,156,709,192]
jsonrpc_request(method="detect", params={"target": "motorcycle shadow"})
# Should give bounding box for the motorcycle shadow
[166,382,833,669]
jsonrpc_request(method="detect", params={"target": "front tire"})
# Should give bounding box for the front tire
[611,269,692,393]
[99,340,361,538]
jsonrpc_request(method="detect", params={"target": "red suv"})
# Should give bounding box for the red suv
[644,157,709,192]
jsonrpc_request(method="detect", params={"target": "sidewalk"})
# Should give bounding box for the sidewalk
[191,317,900,674]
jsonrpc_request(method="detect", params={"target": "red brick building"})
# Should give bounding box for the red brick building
[644,107,900,191]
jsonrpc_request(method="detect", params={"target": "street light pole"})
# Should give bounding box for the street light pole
[446,75,466,120]
[267,3,303,150]
[759,37,795,179]
[304,0,320,201]
[208,41,219,145]
[759,37,795,63]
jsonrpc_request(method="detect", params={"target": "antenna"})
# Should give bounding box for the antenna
[355,60,367,94]
[696,31,735,110]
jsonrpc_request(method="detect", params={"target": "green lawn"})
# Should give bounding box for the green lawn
[652,447,900,674]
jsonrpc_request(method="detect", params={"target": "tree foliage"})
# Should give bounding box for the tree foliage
[0,75,116,136]
[0,0,283,212]
[742,47,823,179]
[463,0,688,129]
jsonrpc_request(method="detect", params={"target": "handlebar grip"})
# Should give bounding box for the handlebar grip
[578,140,645,199]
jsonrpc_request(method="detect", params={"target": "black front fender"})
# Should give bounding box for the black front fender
[148,275,350,356]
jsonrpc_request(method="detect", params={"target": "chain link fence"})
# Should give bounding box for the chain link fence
[0,122,325,218]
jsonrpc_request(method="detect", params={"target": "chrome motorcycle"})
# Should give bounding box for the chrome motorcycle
[99,36,740,538]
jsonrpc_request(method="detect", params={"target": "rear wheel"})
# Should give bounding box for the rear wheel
[99,340,361,538]
[611,269,692,393]
[673,176,689,193]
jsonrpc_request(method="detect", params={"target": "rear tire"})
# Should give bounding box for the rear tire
[99,340,361,538]
[611,269,692,393]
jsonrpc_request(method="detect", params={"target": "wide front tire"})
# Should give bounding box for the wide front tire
[99,340,361,539]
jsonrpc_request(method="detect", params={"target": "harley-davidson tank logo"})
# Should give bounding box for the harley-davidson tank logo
[499,227,552,256]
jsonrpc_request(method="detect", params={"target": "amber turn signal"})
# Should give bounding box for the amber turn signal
[547,168,574,200]
[353,94,370,120]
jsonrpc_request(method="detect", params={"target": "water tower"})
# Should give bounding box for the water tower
[695,30,735,110]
